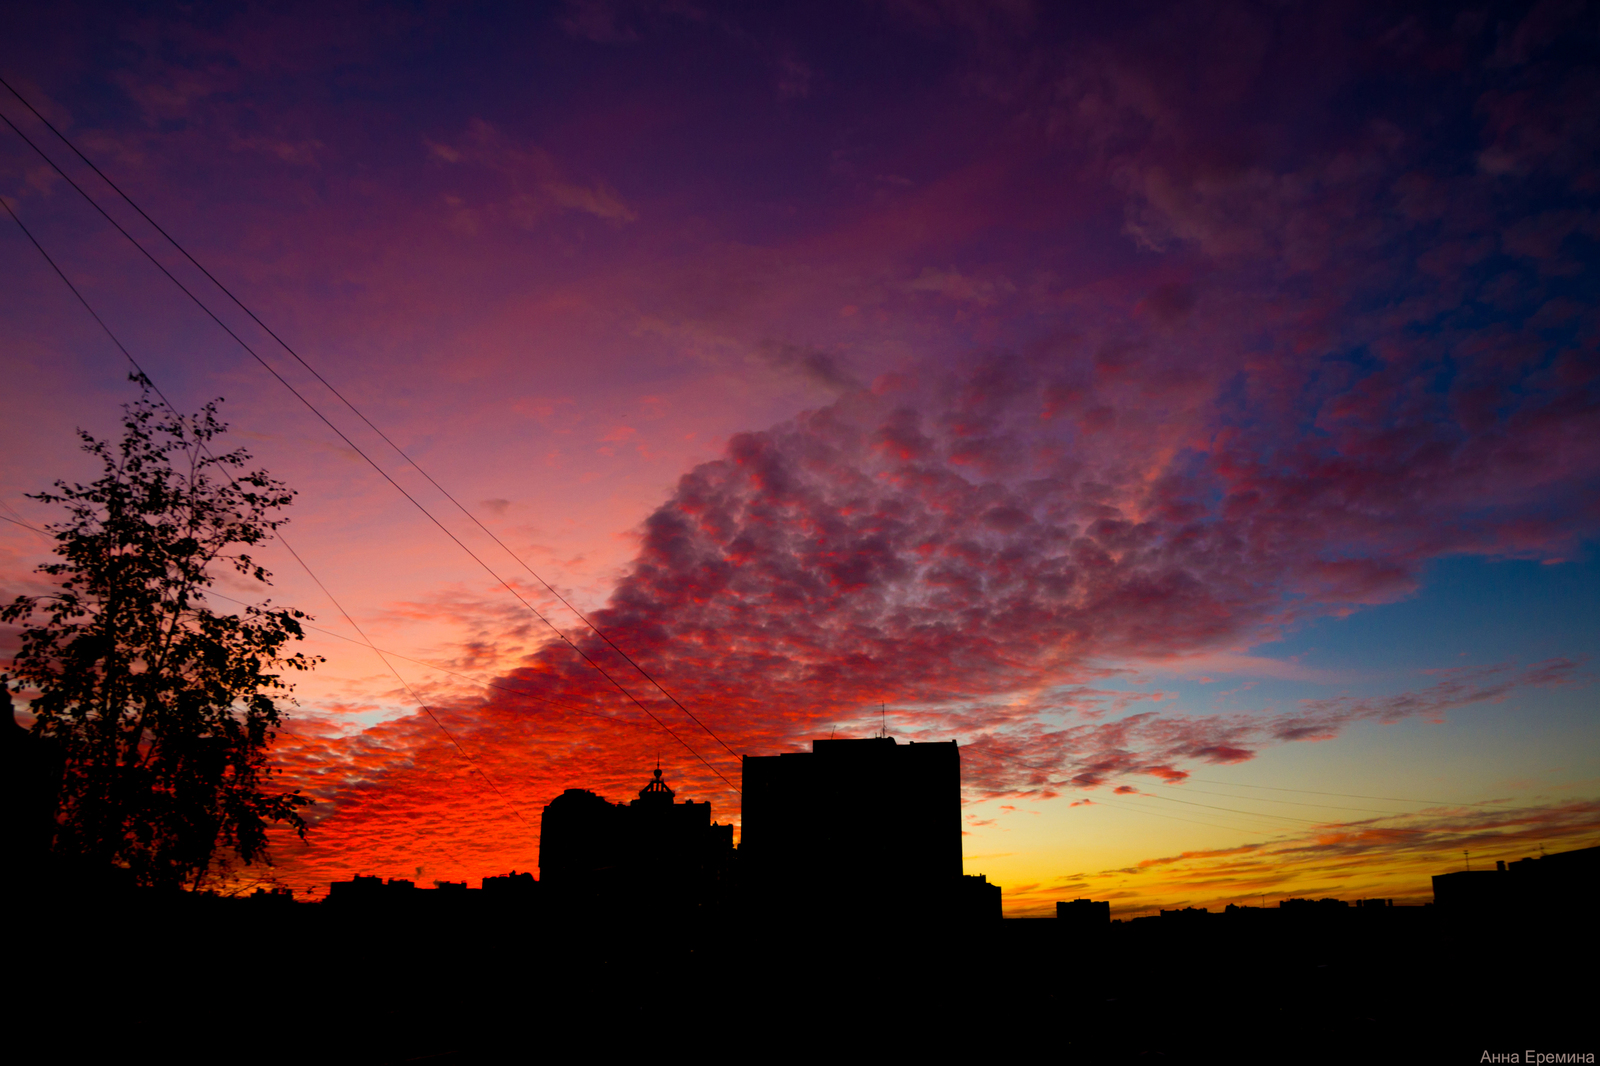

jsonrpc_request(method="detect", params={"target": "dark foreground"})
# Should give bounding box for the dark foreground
[17,896,1595,1064]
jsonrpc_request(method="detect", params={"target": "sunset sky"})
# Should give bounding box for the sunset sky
[2,0,1597,916]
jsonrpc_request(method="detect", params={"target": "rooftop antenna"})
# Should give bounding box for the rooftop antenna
[880,702,886,738]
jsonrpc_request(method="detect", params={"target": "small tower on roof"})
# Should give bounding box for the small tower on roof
[637,765,675,805]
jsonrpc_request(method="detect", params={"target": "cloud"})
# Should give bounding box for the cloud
[427,119,638,226]
[1141,653,1347,685]
[755,341,862,392]
[489,300,1595,777]
[274,306,1593,845]
[559,0,642,43]
[775,57,814,100]
[904,266,1017,305]
[232,133,323,167]
[883,0,1036,36]
[1266,659,1588,742]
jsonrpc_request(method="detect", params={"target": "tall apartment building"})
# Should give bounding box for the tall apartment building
[741,736,984,920]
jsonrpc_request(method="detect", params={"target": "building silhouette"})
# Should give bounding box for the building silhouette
[327,874,416,902]
[1057,897,1111,937]
[1432,844,1599,911]
[741,736,989,920]
[959,873,1002,920]
[538,766,735,919]
[482,870,538,899]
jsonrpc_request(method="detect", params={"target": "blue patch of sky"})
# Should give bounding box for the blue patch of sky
[1260,550,1600,673]
[1083,549,1598,719]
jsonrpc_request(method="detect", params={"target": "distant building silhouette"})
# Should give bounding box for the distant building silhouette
[326,870,550,911]
[538,766,735,919]
[958,873,1002,920]
[482,870,538,898]
[1278,897,1350,923]
[741,736,993,920]
[1433,844,1599,911]
[1431,869,1504,908]
[247,886,295,904]
[327,875,420,903]
[1058,898,1111,933]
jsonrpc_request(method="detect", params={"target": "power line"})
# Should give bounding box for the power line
[0,495,41,529]
[2,194,536,834]
[1142,782,1415,817]
[0,511,46,534]
[0,73,742,765]
[1130,788,1380,828]
[1186,777,1525,810]
[0,103,738,795]
[1089,796,1283,838]
[0,96,734,788]
[276,534,536,829]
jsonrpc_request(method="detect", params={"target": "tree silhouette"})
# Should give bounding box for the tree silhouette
[2,380,318,889]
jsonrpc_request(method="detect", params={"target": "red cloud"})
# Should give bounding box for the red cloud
[463,339,1592,797]
[265,297,1596,878]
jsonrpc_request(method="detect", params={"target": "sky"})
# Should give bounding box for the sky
[1,0,1597,916]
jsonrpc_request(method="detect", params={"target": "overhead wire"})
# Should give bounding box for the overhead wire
[1185,777,1525,810]
[0,511,43,534]
[0,73,742,765]
[1142,782,1416,816]
[1088,796,1283,838]
[1,193,536,833]
[983,748,1325,835]
[1131,788,1377,827]
[0,495,39,527]
[276,534,537,827]
[1130,788,1436,840]
[0,102,738,795]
